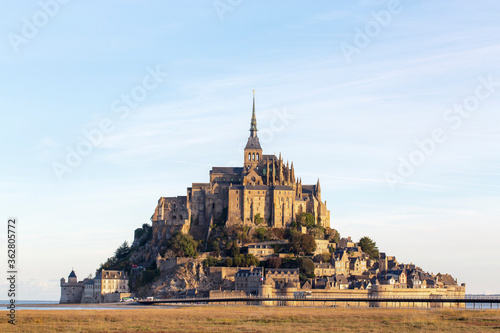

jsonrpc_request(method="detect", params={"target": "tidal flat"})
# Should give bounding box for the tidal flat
[2,306,500,332]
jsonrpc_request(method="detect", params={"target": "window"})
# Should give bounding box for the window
[248,153,251,161]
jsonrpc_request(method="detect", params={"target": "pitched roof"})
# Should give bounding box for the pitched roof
[235,267,263,277]
[248,244,272,249]
[211,167,244,175]
[267,268,299,275]
[272,185,294,191]
[315,262,333,268]
[69,270,77,278]
[245,185,270,190]
[264,277,275,286]
[301,185,315,194]
[263,154,277,161]
[438,273,457,286]
[334,274,348,284]
[245,136,262,150]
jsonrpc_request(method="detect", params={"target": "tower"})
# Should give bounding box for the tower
[244,90,263,170]
[68,269,77,283]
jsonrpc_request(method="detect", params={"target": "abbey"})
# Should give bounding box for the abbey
[151,92,330,240]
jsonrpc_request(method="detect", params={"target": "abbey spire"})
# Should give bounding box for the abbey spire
[244,90,262,168]
[250,89,257,138]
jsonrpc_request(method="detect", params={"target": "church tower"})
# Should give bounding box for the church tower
[244,90,263,171]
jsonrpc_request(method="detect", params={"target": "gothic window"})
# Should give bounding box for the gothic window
[252,153,255,161]
[248,153,251,161]
[257,153,259,161]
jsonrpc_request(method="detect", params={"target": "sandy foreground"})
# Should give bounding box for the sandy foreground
[1,304,500,332]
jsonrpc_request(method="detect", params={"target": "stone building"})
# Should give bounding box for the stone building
[151,92,330,241]
[61,269,130,303]
[265,268,300,289]
[247,244,274,258]
[59,270,86,304]
[235,266,263,295]
[314,262,335,277]
[94,269,130,296]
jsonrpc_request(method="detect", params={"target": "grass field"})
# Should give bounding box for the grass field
[2,306,500,332]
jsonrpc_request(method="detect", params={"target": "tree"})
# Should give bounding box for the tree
[203,256,219,267]
[300,234,317,255]
[225,257,233,267]
[255,227,271,241]
[358,236,379,260]
[325,227,340,243]
[308,226,324,240]
[233,254,244,267]
[254,213,264,226]
[229,240,240,257]
[208,240,220,257]
[313,252,331,263]
[289,233,317,256]
[267,256,282,268]
[114,241,130,260]
[297,257,315,278]
[245,254,260,267]
[297,212,315,228]
[289,233,303,255]
[168,232,198,258]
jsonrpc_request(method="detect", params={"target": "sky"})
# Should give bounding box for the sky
[0,1,499,300]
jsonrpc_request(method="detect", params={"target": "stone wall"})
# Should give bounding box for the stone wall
[157,256,192,272]
[102,292,134,303]
[208,266,241,283]
[59,280,84,304]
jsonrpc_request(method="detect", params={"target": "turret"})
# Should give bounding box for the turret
[266,158,270,185]
[68,270,77,284]
[278,153,283,184]
[316,178,321,201]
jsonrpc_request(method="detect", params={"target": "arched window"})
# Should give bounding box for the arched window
[256,153,259,161]
[248,153,251,161]
[252,153,255,161]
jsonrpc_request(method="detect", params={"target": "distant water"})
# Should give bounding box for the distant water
[0,300,176,311]
[0,300,58,305]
